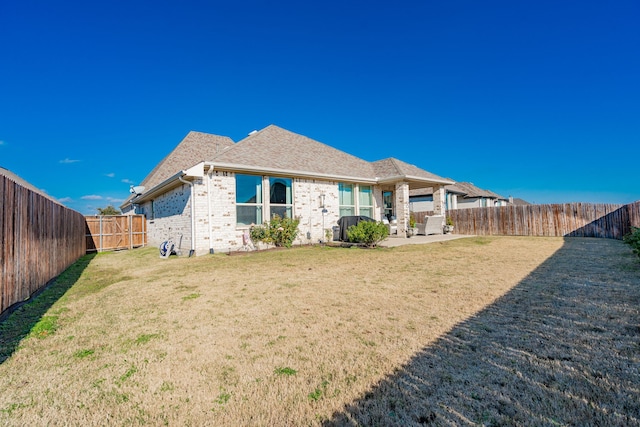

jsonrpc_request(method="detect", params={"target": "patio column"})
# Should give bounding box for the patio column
[433,185,446,216]
[395,181,409,237]
[449,193,458,210]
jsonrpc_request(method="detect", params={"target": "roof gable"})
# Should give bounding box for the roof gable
[140,131,234,191]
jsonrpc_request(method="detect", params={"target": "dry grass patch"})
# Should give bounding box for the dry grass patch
[0,236,638,426]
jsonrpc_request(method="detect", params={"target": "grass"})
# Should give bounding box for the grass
[274,367,297,376]
[0,236,638,426]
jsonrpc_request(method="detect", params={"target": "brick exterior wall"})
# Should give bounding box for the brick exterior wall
[293,178,340,244]
[141,183,193,254]
[141,172,388,255]
[207,171,242,253]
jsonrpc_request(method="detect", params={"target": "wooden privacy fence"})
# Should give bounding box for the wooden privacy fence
[415,201,640,240]
[85,215,147,253]
[1,174,86,316]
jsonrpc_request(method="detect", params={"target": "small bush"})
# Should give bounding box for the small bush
[347,221,389,248]
[409,213,417,228]
[623,227,640,259]
[250,215,301,248]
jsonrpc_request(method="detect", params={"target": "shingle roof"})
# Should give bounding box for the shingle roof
[444,182,469,195]
[484,189,509,201]
[511,197,532,205]
[409,181,507,200]
[372,158,453,186]
[211,125,375,180]
[409,181,466,197]
[454,182,507,199]
[139,131,235,191]
[124,125,453,207]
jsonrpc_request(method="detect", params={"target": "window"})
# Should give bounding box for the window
[358,185,373,217]
[269,177,292,219]
[339,183,355,217]
[236,174,263,226]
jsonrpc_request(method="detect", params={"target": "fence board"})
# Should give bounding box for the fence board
[413,201,640,240]
[85,215,147,252]
[1,174,86,317]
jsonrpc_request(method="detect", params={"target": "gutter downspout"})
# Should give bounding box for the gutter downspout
[179,175,196,257]
[206,168,214,254]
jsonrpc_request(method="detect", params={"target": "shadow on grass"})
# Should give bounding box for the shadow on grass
[0,253,96,365]
[325,238,640,426]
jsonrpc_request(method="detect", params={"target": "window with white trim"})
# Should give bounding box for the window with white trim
[236,174,263,226]
[269,177,292,219]
[358,185,373,217]
[339,183,355,217]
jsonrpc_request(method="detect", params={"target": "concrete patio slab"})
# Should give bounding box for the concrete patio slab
[379,234,474,247]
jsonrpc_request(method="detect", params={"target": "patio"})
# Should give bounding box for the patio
[379,233,473,247]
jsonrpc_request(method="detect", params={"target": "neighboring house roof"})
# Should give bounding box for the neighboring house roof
[484,189,509,201]
[409,181,509,201]
[453,182,507,200]
[123,125,454,207]
[409,181,467,197]
[0,166,57,202]
[511,197,532,205]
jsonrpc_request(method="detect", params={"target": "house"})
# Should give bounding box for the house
[510,197,532,206]
[121,125,454,255]
[453,182,510,208]
[409,181,510,212]
[409,182,467,212]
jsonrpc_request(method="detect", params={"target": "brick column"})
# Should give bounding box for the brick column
[395,181,409,237]
[433,185,446,216]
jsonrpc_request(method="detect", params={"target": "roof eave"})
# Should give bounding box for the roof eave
[377,174,455,186]
[128,171,203,206]
[205,162,377,184]
[132,171,185,204]
[125,162,206,206]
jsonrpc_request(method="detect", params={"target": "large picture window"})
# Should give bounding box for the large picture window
[358,185,373,218]
[339,183,355,217]
[236,174,263,226]
[269,177,292,218]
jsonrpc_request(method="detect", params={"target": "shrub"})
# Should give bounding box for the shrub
[446,216,454,226]
[623,226,640,259]
[249,215,301,248]
[347,221,389,248]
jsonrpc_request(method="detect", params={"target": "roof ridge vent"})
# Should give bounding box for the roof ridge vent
[248,130,258,136]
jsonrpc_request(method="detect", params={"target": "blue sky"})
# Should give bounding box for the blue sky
[1,1,638,214]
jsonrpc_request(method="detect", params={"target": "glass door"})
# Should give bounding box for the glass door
[383,191,394,221]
